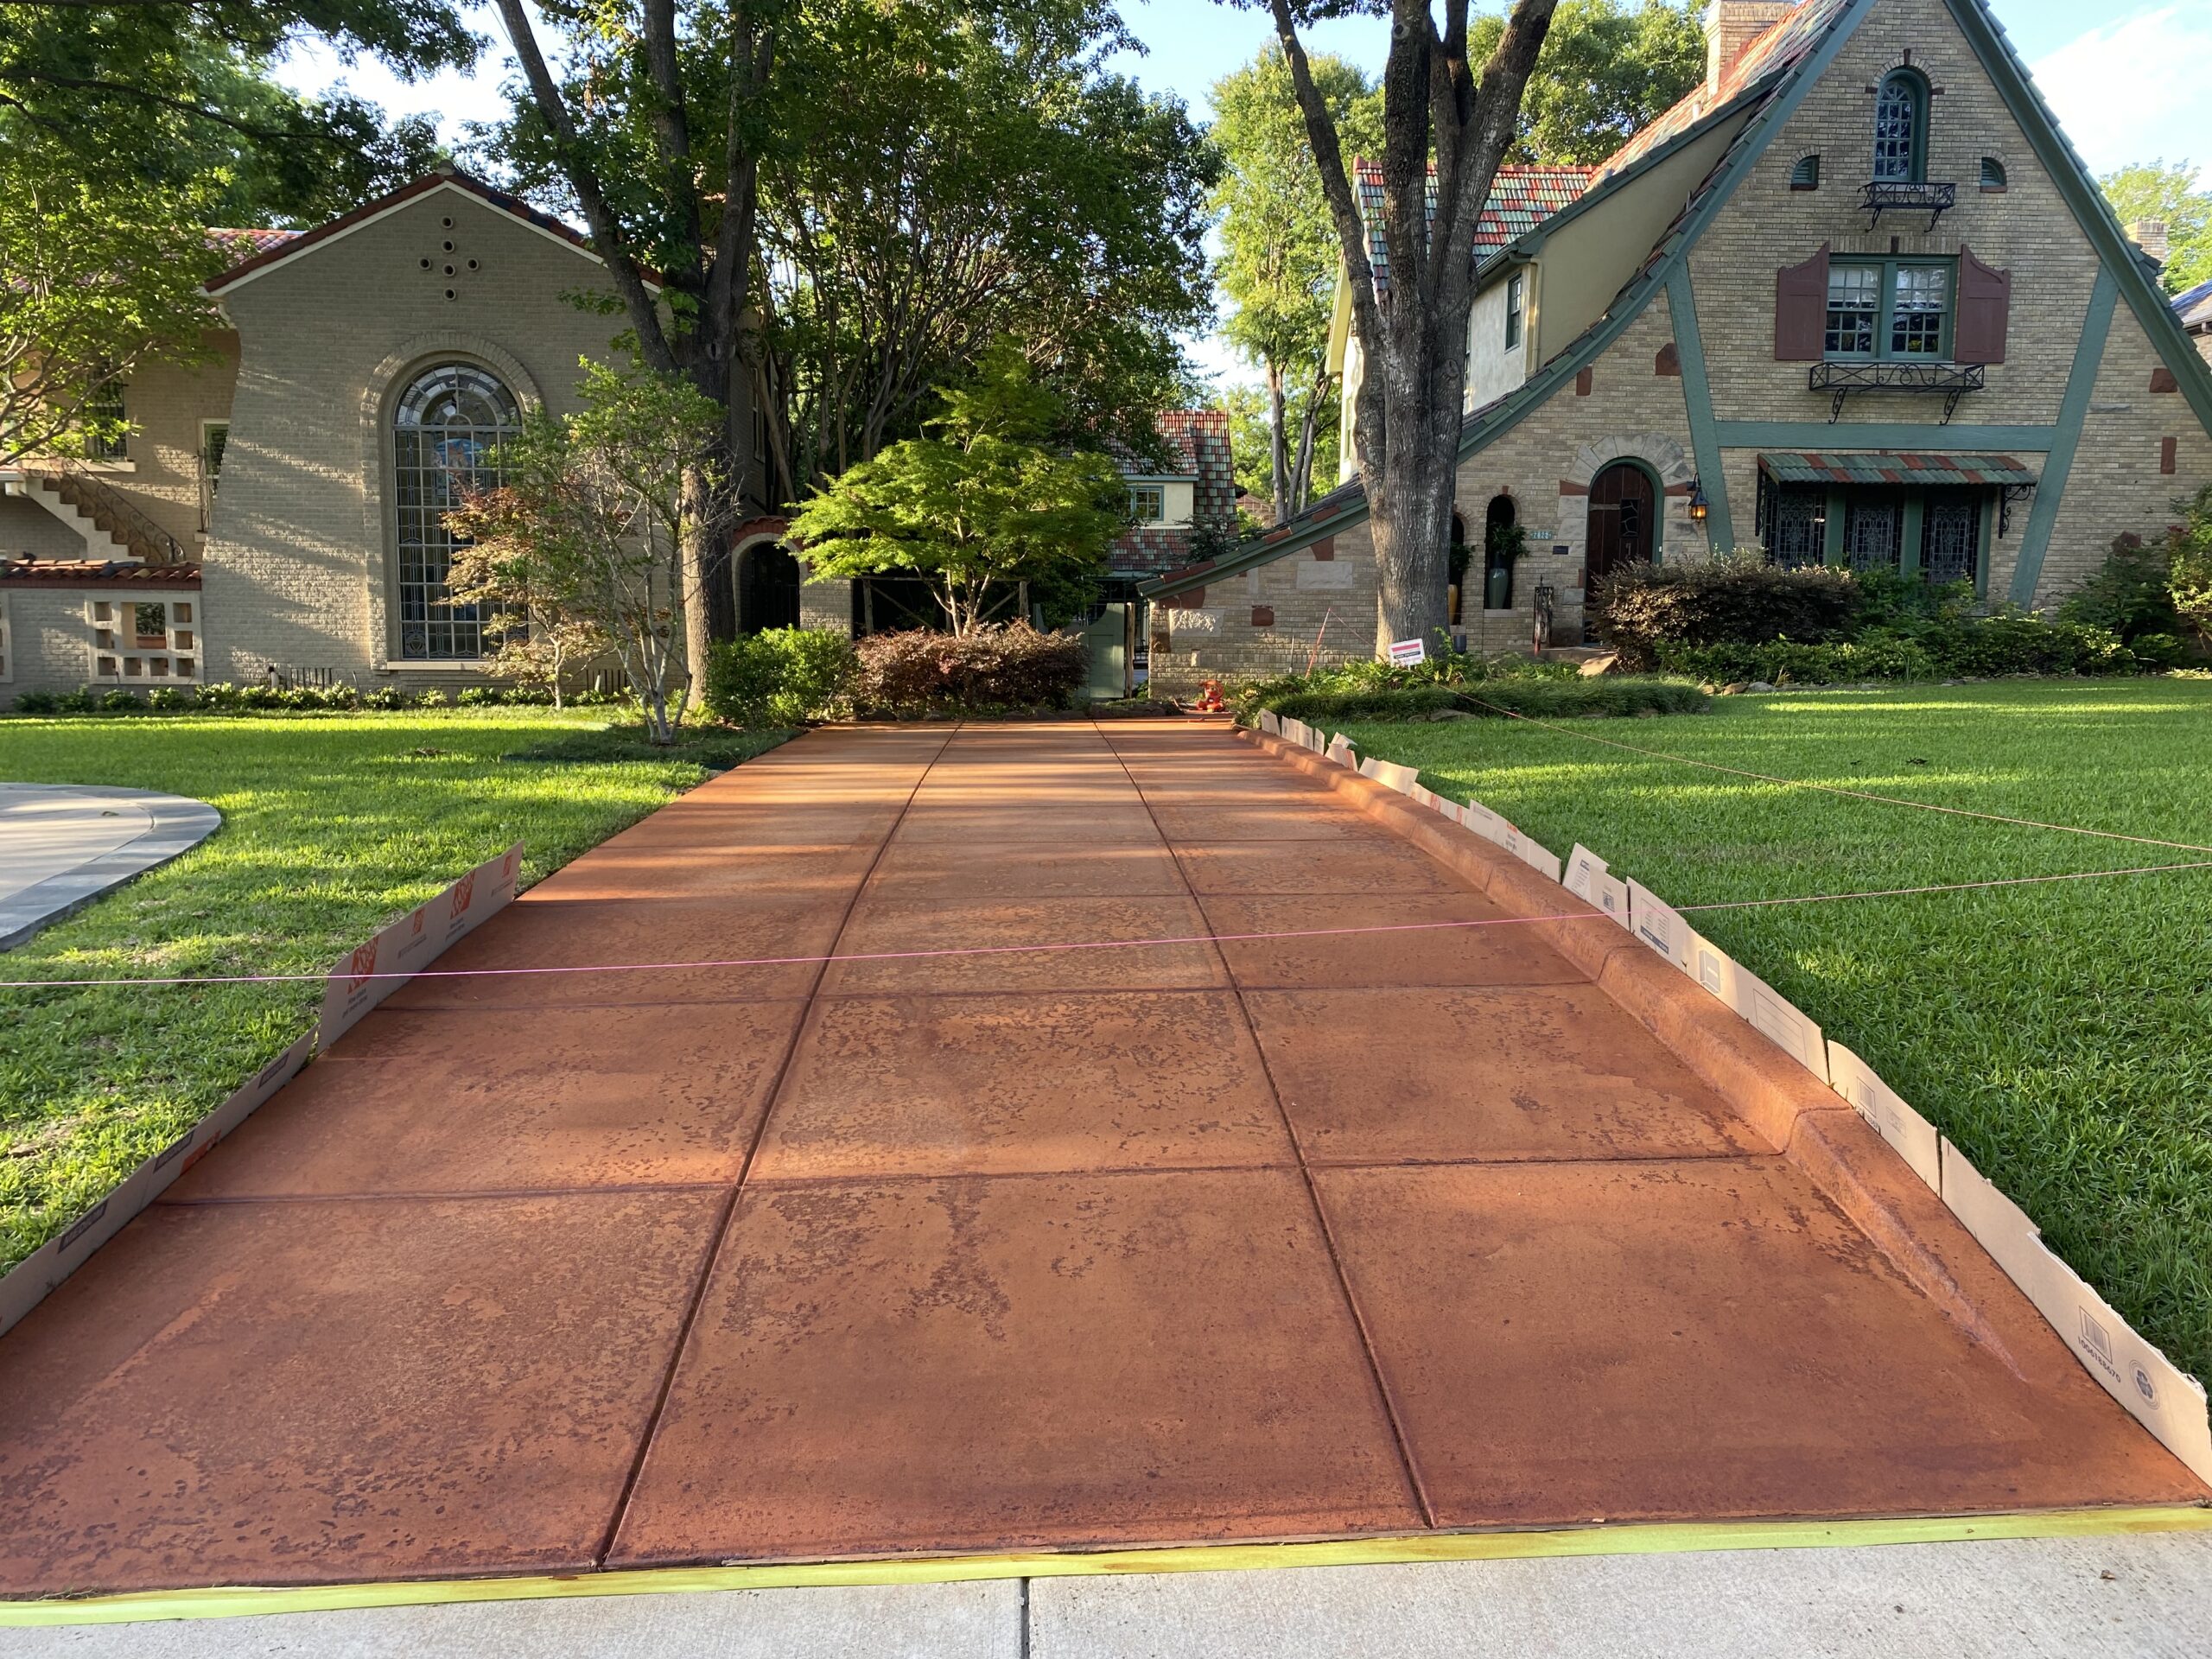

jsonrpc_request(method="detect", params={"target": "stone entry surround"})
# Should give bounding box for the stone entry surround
[0,721,2198,1602]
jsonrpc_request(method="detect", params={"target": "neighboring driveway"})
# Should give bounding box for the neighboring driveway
[0,721,2200,1604]
[0,784,219,949]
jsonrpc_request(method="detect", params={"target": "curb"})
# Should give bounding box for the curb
[0,785,222,951]
[1234,725,2061,1367]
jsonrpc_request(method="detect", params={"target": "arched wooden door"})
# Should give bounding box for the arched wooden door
[1586,462,1656,588]
[736,541,801,633]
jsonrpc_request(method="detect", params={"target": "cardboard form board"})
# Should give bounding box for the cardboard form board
[1592,872,1632,929]
[1302,722,1328,754]
[1827,1042,1942,1190]
[1460,799,1509,845]
[1515,836,1563,885]
[1942,1140,2212,1484]
[1367,759,1420,795]
[1688,935,1828,1084]
[0,1032,312,1340]
[1627,880,1695,971]
[1564,844,1608,903]
[1257,710,1281,736]
[1325,734,1357,768]
[318,842,522,1049]
[1410,784,1437,810]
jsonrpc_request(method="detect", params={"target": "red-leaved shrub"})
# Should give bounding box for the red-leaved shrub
[851,624,1088,716]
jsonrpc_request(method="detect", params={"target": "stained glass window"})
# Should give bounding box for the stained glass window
[392,364,520,660]
[1873,73,1924,183]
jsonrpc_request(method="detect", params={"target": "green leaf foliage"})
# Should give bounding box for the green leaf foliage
[1467,0,1707,166]
[2099,160,2212,295]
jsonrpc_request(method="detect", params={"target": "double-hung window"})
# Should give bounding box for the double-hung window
[1824,258,1953,361]
[1504,273,1524,350]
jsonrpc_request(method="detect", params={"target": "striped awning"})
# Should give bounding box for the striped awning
[1758,451,2038,487]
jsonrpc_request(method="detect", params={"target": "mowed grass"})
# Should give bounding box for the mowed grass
[1344,681,2212,1383]
[0,709,787,1271]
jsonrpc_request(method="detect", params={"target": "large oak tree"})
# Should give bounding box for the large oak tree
[1247,0,1558,652]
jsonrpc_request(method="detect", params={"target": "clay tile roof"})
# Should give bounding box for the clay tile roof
[0,559,201,587]
[207,227,300,261]
[1352,161,1593,295]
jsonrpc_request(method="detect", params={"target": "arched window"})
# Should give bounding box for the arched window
[1789,153,1821,191]
[1872,72,1927,183]
[1980,156,2007,191]
[391,363,521,660]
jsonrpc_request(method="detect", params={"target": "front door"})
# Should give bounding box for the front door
[1586,462,1657,588]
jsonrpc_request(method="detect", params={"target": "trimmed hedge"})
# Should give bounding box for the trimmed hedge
[851,624,1087,716]
[1263,677,1709,725]
[7,681,629,716]
[702,627,857,727]
[1591,558,1859,670]
[1659,616,2145,684]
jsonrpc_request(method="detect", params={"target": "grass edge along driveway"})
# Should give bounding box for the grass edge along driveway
[0,709,787,1273]
[1340,681,2212,1387]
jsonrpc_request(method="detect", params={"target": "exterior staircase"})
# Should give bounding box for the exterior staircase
[19,461,185,564]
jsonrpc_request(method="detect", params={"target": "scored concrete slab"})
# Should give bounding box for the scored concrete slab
[0,784,221,950]
[866,839,1190,900]
[753,990,1294,1179]
[1314,1160,2209,1526]
[1200,893,1586,988]
[170,999,810,1197]
[819,896,1228,995]
[1175,837,1462,896]
[1246,985,1770,1165]
[608,1169,1422,1565]
[0,1192,725,1593]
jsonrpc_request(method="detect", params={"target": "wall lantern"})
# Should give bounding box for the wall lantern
[1687,480,1710,522]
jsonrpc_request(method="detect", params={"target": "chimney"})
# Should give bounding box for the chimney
[2129,219,2171,268]
[1706,2,1796,94]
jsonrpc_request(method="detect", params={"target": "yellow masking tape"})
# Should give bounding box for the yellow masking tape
[5,1505,2208,1628]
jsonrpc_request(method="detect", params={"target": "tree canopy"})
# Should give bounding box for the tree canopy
[1211,44,1377,524]
[1468,0,1705,167]
[787,343,1127,636]
[2100,161,2212,296]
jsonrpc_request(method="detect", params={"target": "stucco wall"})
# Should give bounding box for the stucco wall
[0,497,89,560]
[200,184,637,686]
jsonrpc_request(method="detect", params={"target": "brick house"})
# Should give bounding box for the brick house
[2178,277,2212,368]
[1140,0,2212,689]
[0,168,781,702]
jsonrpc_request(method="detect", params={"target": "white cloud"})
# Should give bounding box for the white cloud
[2025,5,2209,181]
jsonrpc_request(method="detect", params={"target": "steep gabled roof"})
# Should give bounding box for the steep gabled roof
[2178,277,2212,333]
[206,170,659,295]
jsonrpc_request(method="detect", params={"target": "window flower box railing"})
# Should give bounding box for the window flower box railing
[1860,179,1956,230]
[1808,360,1984,423]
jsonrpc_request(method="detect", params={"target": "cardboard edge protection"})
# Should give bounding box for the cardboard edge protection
[1232,728,2212,1462]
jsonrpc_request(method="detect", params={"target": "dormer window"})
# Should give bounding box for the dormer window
[1789,154,1821,191]
[1873,71,1928,183]
[1128,485,1166,524]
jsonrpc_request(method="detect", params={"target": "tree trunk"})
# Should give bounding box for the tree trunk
[1289,365,1329,513]
[1267,364,1289,525]
[678,461,718,694]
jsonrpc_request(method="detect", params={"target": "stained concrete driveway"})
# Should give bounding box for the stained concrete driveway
[0,721,2200,1604]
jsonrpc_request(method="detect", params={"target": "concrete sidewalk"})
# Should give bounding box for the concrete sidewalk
[13,1531,2212,1656]
[0,721,2200,1605]
[0,783,219,948]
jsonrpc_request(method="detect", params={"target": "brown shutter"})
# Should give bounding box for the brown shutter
[1775,244,1830,360]
[1955,245,2012,365]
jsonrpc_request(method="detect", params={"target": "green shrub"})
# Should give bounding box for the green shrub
[455,685,505,706]
[2058,532,2183,641]
[849,624,1086,717]
[147,686,196,711]
[11,690,60,715]
[1658,613,2143,684]
[362,685,413,710]
[1230,646,1573,722]
[704,628,859,727]
[2130,632,2191,669]
[96,689,143,713]
[53,690,96,713]
[1590,556,1860,669]
[1262,677,1708,724]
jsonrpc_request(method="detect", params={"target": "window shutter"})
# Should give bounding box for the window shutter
[1955,245,2011,365]
[1775,245,1830,360]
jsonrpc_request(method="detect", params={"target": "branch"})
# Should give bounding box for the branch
[0,69,303,143]
[1266,0,1384,378]
[489,0,674,373]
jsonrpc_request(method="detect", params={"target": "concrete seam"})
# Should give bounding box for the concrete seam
[1094,718,1440,1530]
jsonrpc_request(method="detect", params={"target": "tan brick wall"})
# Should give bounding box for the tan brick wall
[0,582,205,699]
[108,334,239,554]
[201,186,636,687]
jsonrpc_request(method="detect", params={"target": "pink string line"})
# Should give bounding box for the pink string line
[1444,692,2212,855]
[6,858,2209,991]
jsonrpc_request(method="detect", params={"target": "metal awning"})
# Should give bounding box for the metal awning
[1758,450,2038,488]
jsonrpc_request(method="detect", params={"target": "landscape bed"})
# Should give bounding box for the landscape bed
[0,709,787,1273]
[1338,680,2212,1384]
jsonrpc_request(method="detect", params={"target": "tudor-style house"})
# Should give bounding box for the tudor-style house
[1141,0,2212,686]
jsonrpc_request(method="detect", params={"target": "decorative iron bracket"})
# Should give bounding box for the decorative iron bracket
[1999,480,2037,538]
[1808,361,1986,424]
[1861,179,1956,231]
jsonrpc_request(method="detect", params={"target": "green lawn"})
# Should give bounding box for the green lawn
[1341,681,2212,1383]
[0,709,787,1272]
